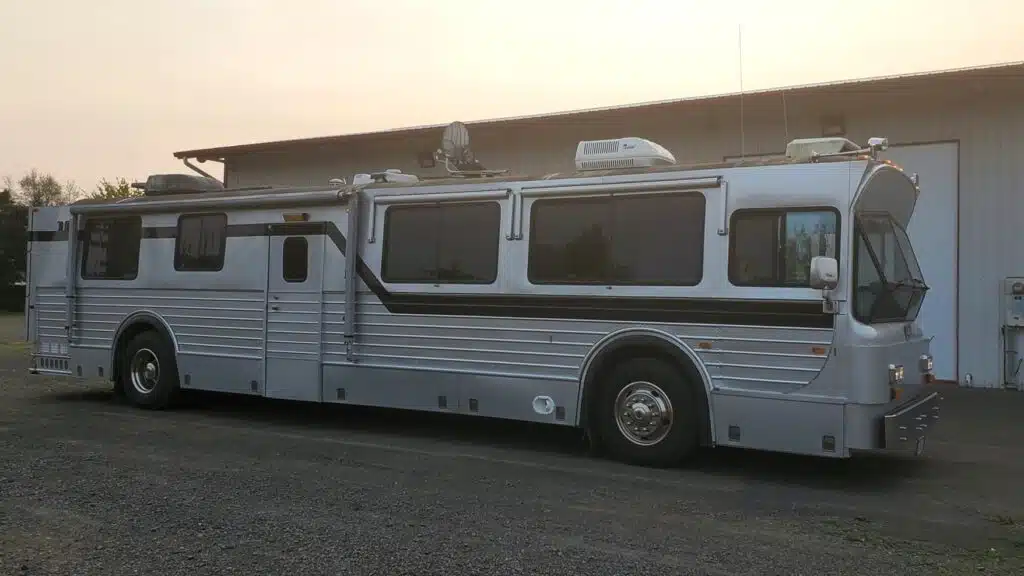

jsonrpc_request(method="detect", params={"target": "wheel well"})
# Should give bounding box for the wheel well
[111,321,162,383]
[581,339,712,446]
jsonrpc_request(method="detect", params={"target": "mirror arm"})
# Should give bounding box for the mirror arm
[821,288,839,314]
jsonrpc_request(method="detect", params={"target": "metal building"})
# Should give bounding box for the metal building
[172,61,1024,390]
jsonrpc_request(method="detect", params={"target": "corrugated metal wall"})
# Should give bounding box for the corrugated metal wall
[223,78,1024,388]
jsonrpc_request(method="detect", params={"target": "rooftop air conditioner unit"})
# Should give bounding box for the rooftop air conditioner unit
[133,173,224,196]
[785,137,861,161]
[575,137,676,171]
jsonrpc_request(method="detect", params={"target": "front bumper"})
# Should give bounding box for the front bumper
[882,390,942,454]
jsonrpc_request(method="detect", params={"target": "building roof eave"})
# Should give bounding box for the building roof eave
[173,60,1024,161]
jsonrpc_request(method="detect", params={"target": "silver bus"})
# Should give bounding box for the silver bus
[24,132,941,467]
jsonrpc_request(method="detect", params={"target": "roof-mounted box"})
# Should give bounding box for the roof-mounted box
[133,174,225,196]
[575,138,676,171]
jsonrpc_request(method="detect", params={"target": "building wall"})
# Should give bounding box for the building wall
[223,79,1024,389]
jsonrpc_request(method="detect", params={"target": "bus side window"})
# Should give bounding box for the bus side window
[527,192,706,286]
[81,216,142,280]
[380,201,501,284]
[175,213,227,272]
[282,237,308,283]
[728,207,839,287]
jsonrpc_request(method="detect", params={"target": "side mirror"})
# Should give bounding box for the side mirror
[809,256,839,290]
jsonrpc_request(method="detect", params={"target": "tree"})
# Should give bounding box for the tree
[12,169,81,206]
[0,171,140,298]
[90,177,143,201]
[0,187,28,287]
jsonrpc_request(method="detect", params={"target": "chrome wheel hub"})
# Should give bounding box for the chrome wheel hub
[129,348,160,395]
[614,381,674,446]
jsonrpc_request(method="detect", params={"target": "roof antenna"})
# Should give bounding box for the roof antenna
[782,90,790,143]
[738,24,745,159]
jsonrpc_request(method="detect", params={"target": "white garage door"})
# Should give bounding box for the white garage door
[881,142,959,382]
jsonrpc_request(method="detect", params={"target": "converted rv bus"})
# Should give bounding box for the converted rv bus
[24,134,941,467]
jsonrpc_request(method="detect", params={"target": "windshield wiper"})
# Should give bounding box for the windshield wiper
[888,278,929,291]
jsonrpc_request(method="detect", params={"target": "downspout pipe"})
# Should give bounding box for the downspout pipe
[182,157,222,183]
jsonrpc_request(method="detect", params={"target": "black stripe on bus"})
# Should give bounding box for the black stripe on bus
[28,224,277,242]
[29,230,67,242]
[29,221,834,328]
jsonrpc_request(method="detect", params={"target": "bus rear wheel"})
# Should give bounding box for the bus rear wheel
[120,331,180,410]
[595,357,699,467]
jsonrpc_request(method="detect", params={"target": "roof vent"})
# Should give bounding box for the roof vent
[353,169,420,186]
[785,137,861,161]
[575,137,676,171]
[132,174,224,196]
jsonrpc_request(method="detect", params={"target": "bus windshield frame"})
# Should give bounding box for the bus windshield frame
[851,211,929,325]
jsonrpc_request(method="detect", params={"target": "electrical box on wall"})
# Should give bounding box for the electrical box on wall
[1004,277,1024,327]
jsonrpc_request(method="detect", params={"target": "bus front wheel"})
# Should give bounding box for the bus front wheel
[119,330,181,410]
[595,357,699,467]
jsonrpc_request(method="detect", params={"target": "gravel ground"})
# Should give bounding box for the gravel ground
[2,313,1024,575]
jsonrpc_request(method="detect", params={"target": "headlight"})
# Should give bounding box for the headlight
[919,354,934,373]
[888,364,904,386]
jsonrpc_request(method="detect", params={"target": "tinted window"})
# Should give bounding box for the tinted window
[528,197,609,283]
[282,237,308,283]
[729,208,838,287]
[381,205,439,283]
[528,192,706,285]
[175,213,227,271]
[81,217,142,280]
[382,202,500,284]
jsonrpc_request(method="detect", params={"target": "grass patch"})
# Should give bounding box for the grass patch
[939,545,1024,574]
[819,515,1024,574]
[0,313,26,347]
[0,339,30,351]
[987,514,1018,527]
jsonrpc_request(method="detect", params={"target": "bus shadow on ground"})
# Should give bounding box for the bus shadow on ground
[46,385,929,492]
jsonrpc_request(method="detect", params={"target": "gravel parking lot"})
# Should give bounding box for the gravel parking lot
[2,313,1023,575]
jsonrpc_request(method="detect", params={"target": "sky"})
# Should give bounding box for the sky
[1,0,1022,191]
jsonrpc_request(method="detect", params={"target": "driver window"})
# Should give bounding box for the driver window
[729,208,838,287]
[854,233,882,319]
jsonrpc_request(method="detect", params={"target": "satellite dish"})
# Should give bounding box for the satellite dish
[434,120,510,178]
[441,121,470,161]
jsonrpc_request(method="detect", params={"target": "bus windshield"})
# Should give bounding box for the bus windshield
[852,212,929,324]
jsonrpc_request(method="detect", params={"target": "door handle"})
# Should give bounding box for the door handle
[270,305,280,311]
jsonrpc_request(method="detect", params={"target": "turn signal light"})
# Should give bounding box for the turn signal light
[889,364,905,402]
[919,354,935,384]
[888,364,904,386]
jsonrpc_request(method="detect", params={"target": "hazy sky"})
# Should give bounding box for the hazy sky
[1,0,1021,190]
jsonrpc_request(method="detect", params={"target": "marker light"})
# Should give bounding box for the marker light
[889,364,905,386]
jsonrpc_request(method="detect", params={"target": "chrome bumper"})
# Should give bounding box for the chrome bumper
[883,390,942,455]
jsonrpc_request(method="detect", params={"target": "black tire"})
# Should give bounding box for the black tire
[112,375,126,398]
[594,357,700,467]
[119,331,180,410]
